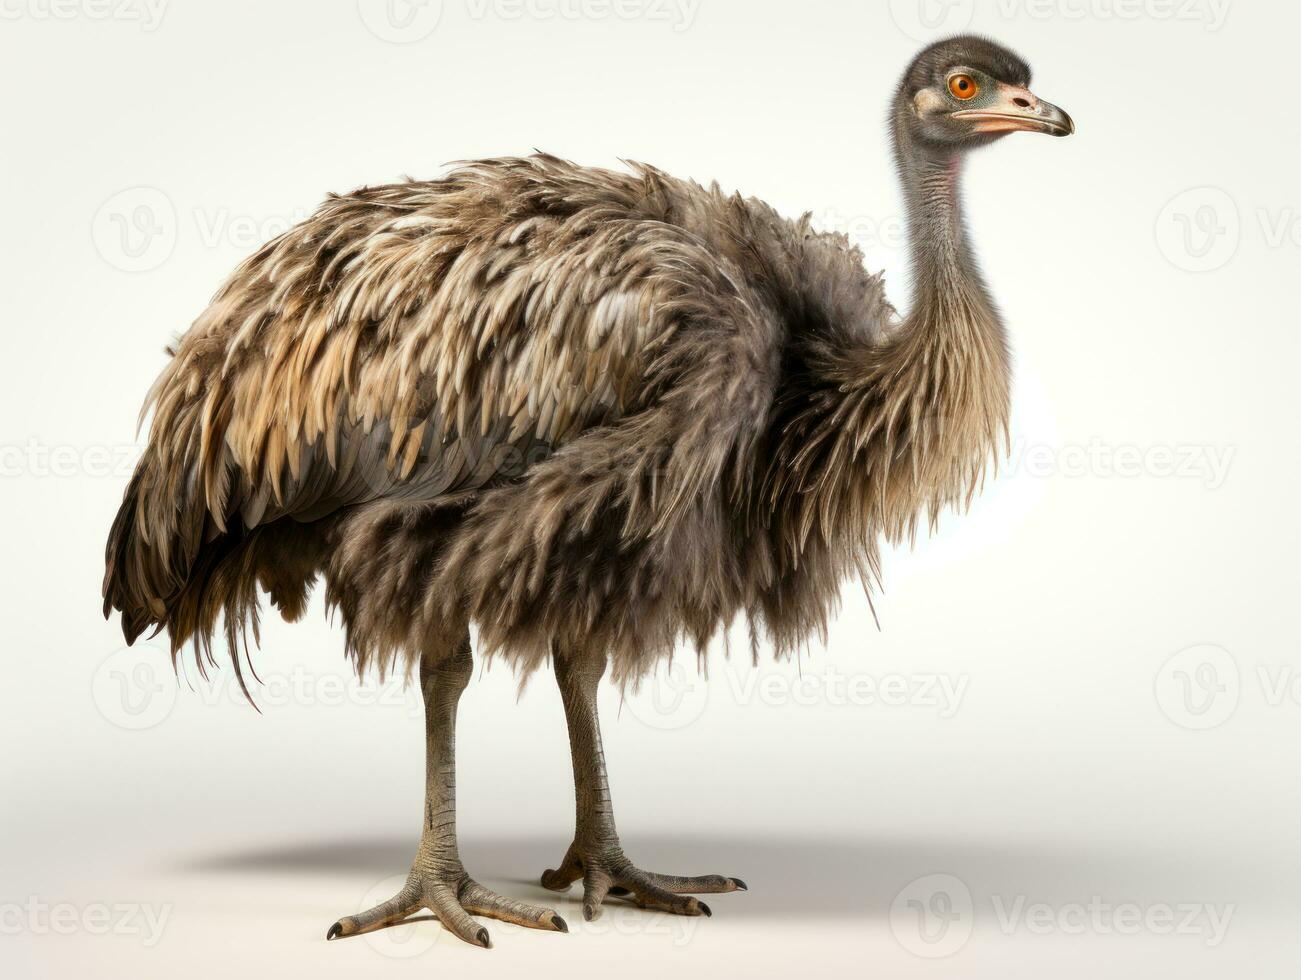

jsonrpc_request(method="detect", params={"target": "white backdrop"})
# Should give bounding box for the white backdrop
[2,1,1298,977]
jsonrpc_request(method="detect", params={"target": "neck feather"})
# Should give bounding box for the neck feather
[895,135,996,333]
[741,117,1017,658]
[758,130,1013,567]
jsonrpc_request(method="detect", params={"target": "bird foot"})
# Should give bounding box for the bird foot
[541,841,746,921]
[327,866,567,949]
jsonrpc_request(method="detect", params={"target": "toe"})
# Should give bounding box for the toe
[460,881,568,933]
[541,845,739,923]
[581,869,612,921]
[622,874,712,917]
[540,844,583,893]
[326,889,420,941]
[643,872,746,894]
[426,885,492,948]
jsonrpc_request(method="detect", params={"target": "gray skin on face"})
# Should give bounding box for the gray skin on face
[105,34,1071,948]
[896,35,1073,154]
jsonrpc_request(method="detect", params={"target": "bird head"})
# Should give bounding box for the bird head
[895,35,1074,152]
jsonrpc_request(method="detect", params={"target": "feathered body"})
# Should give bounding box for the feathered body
[104,151,1009,690]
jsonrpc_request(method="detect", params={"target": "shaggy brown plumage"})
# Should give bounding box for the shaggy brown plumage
[104,38,1062,694]
[103,153,983,686]
[103,35,1076,945]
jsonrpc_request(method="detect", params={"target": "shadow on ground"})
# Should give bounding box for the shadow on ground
[179,833,1277,920]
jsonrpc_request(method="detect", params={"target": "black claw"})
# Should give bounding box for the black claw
[732,878,749,891]
[475,927,492,949]
[699,901,712,917]
[326,922,343,941]
[552,915,569,934]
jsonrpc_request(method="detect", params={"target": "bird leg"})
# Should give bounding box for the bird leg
[328,638,567,949]
[541,652,747,921]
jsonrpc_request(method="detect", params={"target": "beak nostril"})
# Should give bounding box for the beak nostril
[1012,97,1032,109]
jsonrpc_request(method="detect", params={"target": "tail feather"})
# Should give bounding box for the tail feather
[103,448,327,703]
[102,461,180,644]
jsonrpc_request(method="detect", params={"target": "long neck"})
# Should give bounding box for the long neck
[889,123,1012,459]
[894,129,998,334]
[758,124,1013,559]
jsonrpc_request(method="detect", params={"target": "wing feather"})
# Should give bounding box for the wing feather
[137,156,753,568]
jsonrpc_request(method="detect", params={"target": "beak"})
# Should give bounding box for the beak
[953,83,1075,138]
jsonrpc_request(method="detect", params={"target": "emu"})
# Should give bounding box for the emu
[103,36,1073,947]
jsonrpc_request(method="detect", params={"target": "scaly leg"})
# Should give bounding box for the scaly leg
[328,637,567,949]
[541,652,747,921]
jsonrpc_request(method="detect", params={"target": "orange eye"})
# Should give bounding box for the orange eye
[948,74,978,100]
